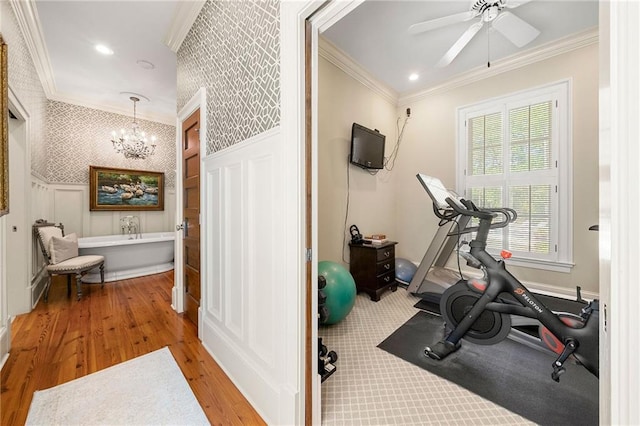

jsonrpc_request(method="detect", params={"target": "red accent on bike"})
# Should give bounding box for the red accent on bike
[540,326,565,354]
[540,314,586,354]
[471,279,487,292]
[560,316,584,328]
[500,250,513,259]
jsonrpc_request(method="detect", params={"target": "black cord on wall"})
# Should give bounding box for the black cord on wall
[342,154,351,264]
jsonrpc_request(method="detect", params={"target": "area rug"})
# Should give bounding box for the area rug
[378,311,598,426]
[26,347,209,425]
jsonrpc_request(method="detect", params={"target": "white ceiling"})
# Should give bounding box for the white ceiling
[322,0,599,96]
[26,1,597,126]
[32,0,180,124]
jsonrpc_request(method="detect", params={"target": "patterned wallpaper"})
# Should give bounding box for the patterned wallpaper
[46,101,176,187]
[177,0,280,155]
[1,2,48,179]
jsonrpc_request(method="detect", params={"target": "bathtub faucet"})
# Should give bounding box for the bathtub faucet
[120,215,141,239]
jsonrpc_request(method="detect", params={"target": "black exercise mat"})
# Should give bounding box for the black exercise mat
[414,298,440,315]
[378,311,598,425]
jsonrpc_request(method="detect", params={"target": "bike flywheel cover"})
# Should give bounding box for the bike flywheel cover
[440,282,512,345]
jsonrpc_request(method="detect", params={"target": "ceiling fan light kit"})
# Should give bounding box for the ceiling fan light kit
[410,0,540,67]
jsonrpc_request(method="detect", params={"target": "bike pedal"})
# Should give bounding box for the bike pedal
[424,340,461,360]
[551,366,566,382]
[424,347,441,360]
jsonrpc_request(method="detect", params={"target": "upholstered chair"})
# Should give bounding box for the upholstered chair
[33,220,105,301]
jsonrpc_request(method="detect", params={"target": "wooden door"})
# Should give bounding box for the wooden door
[182,109,201,327]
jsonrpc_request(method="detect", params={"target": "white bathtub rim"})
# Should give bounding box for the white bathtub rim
[78,232,175,249]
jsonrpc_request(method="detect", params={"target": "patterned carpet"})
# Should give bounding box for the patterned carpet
[319,287,531,425]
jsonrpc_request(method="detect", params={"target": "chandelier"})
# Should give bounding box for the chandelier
[111,96,156,160]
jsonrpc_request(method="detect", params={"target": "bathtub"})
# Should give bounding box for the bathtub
[78,232,175,283]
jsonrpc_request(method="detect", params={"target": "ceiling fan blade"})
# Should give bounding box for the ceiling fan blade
[505,0,534,8]
[492,11,540,47]
[436,21,484,67]
[409,10,476,34]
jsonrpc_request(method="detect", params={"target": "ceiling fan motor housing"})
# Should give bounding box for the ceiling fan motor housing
[471,0,506,15]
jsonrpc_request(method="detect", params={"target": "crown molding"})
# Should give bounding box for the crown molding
[48,93,176,126]
[319,27,598,109]
[10,0,56,98]
[398,27,599,106]
[319,37,398,106]
[164,0,206,53]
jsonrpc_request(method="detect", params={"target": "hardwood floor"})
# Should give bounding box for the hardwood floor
[0,271,265,425]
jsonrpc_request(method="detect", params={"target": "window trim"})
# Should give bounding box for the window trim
[455,79,573,272]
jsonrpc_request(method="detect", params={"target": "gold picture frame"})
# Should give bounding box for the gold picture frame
[89,166,164,211]
[0,34,8,217]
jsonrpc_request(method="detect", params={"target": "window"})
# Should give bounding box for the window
[457,81,572,272]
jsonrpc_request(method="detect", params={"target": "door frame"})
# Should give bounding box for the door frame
[282,0,639,423]
[6,87,31,314]
[281,1,364,422]
[0,86,31,367]
[174,88,207,327]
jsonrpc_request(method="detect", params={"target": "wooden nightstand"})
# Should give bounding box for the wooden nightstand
[349,241,398,301]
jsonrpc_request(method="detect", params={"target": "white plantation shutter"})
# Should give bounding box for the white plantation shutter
[508,184,551,254]
[469,113,503,176]
[458,82,572,269]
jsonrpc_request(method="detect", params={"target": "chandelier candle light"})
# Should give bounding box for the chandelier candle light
[111,96,157,160]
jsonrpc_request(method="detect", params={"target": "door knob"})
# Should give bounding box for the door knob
[176,220,188,237]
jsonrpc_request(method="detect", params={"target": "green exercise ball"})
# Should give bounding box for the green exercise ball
[318,261,357,325]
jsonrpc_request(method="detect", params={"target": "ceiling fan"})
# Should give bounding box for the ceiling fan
[409,0,540,67]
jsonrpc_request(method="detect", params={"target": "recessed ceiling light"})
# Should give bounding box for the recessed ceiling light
[95,44,114,55]
[137,60,156,70]
[409,73,419,81]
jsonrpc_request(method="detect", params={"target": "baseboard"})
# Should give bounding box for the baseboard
[525,280,598,301]
[439,266,599,301]
[30,273,47,308]
[201,317,296,426]
[0,322,11,370]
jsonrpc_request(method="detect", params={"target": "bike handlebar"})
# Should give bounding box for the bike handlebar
[444,197,517,230]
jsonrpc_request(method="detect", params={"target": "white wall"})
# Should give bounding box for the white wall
[318,56,400,265]
[319,43,599,295]
[38,183,176,237]
[396,43,599,294]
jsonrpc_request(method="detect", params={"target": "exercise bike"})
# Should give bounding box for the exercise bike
[419,174,599,382]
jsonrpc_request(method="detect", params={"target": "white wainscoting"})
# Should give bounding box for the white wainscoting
[200,127,295,426]
[0,217,10,369]
[40,183,176,237]
[30,176,51,306]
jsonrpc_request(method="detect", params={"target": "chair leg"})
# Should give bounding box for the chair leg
[76,272,83,300]
[100,263,105,288]
[44,275,52,302]
[67,275,72,297]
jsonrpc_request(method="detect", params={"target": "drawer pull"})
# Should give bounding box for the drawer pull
[384,276,391,282]
[384,251,390,258]
[384,264,390,270]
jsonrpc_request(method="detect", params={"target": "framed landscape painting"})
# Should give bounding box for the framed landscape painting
[89,166,164,211]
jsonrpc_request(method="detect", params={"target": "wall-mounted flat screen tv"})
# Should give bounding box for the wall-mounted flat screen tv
[350,123,385,170]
